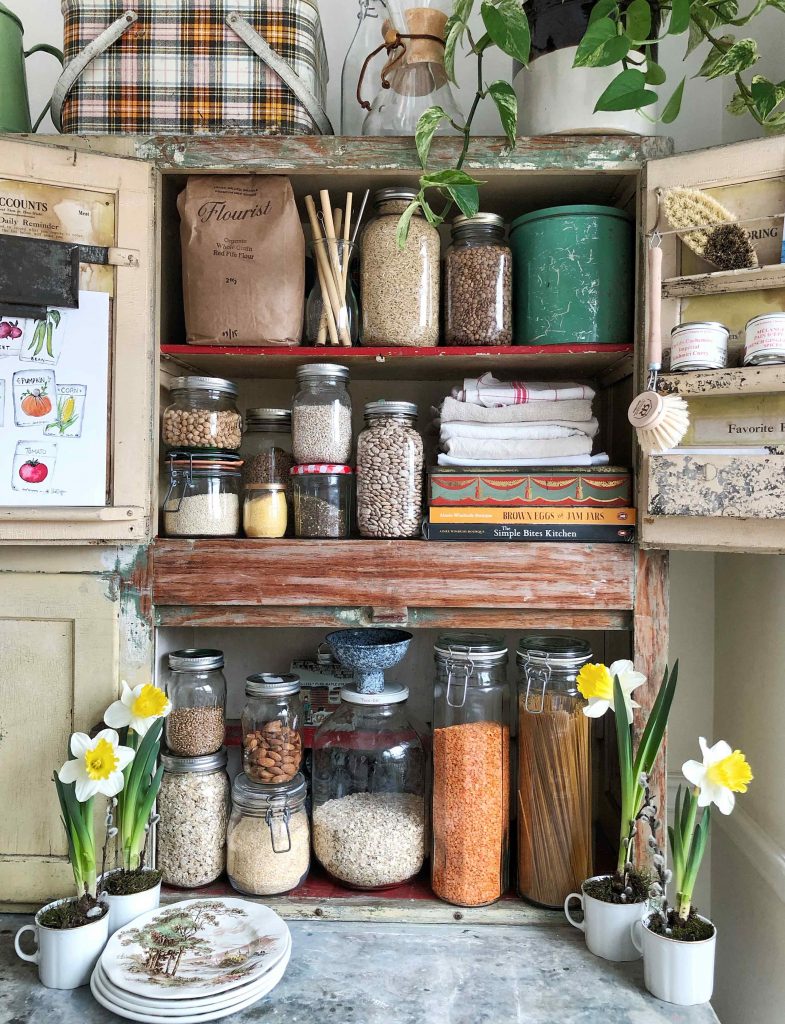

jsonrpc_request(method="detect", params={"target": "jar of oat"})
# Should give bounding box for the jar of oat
[292,363,352,464]
[432,632,510,907]
[163,649,227,756]
[445,214,512,346]
[157,748,230,888]
[241,673,303,783]
[240,408,294,492]
[227,772,310,896]
[162,451,242,538]
[361,187,441,346]
[162,376,242,450]
[291,464,353,538]
[312,683,427,889]
[357,401,423,538]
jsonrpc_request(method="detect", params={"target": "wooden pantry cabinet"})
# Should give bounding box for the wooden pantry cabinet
[0,131,783,911]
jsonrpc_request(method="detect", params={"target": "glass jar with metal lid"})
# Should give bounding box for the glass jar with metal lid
[361,187,441,347]
[291,464,353,538]
[292,363,352,465]
[157,748,230,888]
[162,376,242,450]
[432,632,510,907]
[312,683,426,889]
[162,450,242,538]
[227,773,310,896]
[241,673,303,784]
[445,214,513,347]
[516,635,593,908]
[356,400,423,539]
[163,649,227,757]
[670,321,729,371]
[240,408,294,490]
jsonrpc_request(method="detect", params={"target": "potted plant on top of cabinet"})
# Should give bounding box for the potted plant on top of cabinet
[564,660,678,961]
[631,736,753,1005]
[100,681,171,935]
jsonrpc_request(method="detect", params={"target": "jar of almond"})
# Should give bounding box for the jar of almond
[162,376,243,450]
[241,673,303,784]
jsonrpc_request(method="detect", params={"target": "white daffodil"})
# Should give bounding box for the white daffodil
[58,730,134,802]
[104,680,171,737]
[682,737,753,815]
[577,659,647,724]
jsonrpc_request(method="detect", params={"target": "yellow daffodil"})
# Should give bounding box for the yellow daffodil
[682,737,753,815]
[577,659,646,724]
[58,729,134,802]
[104,680,171,737]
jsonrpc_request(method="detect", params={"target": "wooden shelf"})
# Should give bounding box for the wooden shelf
[658,363,785,397]
[152,539,635,629]
[160,343,634,382]
[662,263,785,298]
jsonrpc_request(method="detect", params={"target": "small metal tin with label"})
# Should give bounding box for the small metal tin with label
[670,321,729,372]
[744,313,785,366]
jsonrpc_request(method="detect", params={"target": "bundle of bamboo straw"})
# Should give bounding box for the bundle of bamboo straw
[304,188,368,347]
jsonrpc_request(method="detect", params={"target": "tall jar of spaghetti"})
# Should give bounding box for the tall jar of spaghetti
[432,632,510,907]
[516,635,593,908]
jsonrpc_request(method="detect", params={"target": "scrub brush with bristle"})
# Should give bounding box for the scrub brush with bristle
[663,186,758,269]
[628,243,690,454]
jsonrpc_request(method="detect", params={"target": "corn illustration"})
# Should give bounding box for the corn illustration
[62,396,75,422]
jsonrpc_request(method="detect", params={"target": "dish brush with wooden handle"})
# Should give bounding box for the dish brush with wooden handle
[628,242,690,454]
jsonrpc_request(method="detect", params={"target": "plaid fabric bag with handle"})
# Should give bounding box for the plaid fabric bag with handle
[54,0,331,135]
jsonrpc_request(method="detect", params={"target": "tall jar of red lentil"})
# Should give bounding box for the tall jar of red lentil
[432,632,510,907]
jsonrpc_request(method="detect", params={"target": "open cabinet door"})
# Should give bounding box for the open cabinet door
[640,137,785,552]
[0,138,155,543]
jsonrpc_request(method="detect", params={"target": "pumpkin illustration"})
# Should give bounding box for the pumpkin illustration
[20,387,52,418]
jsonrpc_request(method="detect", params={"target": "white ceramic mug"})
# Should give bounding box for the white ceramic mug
[564,876,646,962]
[14,897,109,989]
[99,869,162,936]
[631,915,717,1006]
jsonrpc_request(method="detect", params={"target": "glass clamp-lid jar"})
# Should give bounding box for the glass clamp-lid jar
[445,213,512,347]
[292,363,352,465]
[432,632,510,907]
[361,187,441,347]
[162,375,242,450]
[244,483,288,538]
[240,408,294,490]
[357,400,423,539]
[312,682,427,890]
[291,464,353,538]
[516,635,593,909]
[162,450,242,538]
[227,772,310,897]
[157,747,230,888]
[242,672,303,784]
[164,649,227,757]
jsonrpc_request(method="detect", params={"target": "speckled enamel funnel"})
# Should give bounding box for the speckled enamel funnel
[325,628,413,694]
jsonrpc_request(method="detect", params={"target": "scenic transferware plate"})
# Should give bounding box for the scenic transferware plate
[101,898,290,999]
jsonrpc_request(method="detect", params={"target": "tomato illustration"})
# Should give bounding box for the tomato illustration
[20,388,52,418]
[19,460,48,484]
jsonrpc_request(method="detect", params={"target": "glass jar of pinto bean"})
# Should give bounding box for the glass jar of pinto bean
[431,632,510,907]
[241,673,303,784]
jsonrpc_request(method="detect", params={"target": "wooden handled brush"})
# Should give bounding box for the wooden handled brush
[628,242,690,454]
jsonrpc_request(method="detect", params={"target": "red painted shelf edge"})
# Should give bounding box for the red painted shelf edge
[161,343,633,358]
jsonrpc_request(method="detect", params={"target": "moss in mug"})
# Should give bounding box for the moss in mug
[648,908,715,943]
[584,869,651,906]
[103,868,162,896]
[39,894,107,930]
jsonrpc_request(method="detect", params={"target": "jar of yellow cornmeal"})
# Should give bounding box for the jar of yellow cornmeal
[243,483,288,538]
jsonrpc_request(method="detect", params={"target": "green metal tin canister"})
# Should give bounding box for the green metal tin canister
[509,205,634,346]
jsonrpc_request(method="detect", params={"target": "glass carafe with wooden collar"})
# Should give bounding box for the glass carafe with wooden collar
[516,635,594,909]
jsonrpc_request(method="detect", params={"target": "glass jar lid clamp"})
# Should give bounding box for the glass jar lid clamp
[434,631,507,709]
[232,772,307,854]
[517,635,592,714]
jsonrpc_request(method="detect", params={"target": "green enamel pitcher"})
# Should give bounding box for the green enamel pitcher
[0,1,63,132]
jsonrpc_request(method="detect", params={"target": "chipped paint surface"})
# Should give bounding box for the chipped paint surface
[649,453,785,517]
[658,364,785,396]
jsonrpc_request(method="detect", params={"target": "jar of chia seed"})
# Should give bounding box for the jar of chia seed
[291,464,353,538]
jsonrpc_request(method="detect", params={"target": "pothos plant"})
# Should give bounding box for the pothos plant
[398,0,785,245]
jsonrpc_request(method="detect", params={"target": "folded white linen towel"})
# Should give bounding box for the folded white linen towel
[442,435,593,460]
[440,419,599,442]
[439,396,594,424]
[437,452,611,467]
[453,373,596,407]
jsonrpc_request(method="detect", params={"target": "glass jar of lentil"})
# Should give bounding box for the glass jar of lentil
[361,187,441,347]
[357,401,423,538]
[445,213,512,346]
[292,363,353,464]
[162,376,242,450]
[432,632,510,907]
[163,649,227,757]
[240,408,294,492]
[241,673,303,784]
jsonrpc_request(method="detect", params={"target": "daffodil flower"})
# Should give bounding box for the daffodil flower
[104,680,171,737]
[58,729,134,802]
[576,659,647,724]
[682,737,753,815]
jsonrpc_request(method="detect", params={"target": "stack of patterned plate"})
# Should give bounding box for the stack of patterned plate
[90,897,291,1023]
